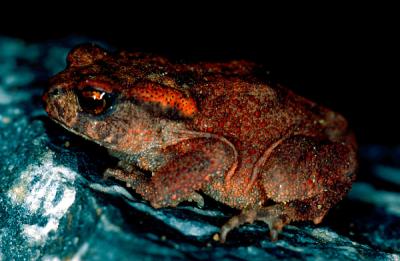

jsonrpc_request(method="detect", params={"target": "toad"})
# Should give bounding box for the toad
[43,44,357,242]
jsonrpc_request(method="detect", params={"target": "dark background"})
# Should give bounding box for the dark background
[1,3,398,145]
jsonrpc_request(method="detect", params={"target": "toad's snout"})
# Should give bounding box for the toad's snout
[42,87,79,128]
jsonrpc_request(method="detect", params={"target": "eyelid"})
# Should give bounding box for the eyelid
[78,79,115,93]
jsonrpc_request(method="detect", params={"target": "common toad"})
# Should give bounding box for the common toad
[43,44,357,242]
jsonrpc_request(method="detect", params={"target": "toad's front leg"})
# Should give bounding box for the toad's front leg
[106,138,236,208]
[141,138,236,208]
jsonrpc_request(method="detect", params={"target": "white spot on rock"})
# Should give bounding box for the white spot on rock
[7,152,77,245]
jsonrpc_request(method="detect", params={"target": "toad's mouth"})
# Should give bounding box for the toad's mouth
[49,115,86,139]
[47,115,119,151]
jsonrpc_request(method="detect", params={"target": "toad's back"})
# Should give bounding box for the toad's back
[187,72,352,160]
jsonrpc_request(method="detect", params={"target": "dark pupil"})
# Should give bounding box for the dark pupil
[77,87,113,115]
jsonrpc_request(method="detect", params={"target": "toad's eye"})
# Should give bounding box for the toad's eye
[77,87,115,115]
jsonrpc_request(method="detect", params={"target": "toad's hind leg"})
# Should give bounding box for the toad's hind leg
[219,197,330,243]
[220,135,357,242]
[219,204,291,243]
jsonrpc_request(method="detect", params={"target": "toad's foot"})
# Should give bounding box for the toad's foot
[104,167,148,189]
[219,205,292,243]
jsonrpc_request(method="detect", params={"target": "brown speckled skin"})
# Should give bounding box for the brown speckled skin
[43,44,357,242]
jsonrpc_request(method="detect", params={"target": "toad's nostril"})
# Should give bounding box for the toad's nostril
[48,87,65,97]
[42,87,65,105]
